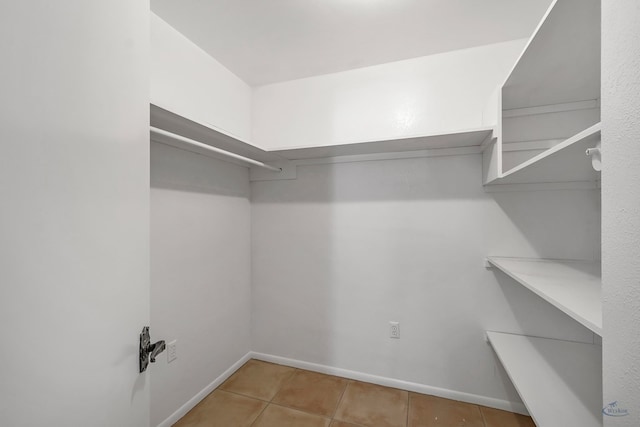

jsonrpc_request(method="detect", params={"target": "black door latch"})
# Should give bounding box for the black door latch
[139,326,166,373]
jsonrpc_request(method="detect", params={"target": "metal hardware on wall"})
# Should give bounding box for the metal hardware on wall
[586,140,602,171]
[139,326,166,373]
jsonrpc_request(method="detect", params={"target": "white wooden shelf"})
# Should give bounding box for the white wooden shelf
[488,257,601,335]
[150,103,282,164]
[502,0,600,110]
[271,127,493,160]
[486,123,601,186]
[487,332,602,427]
[152,104,497,166]
[483,0,601,186]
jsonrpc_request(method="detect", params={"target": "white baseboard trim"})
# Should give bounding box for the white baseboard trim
[251,352,529,416]
[157,351,252,427]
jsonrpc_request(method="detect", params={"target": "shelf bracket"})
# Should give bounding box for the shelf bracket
[585,141,601,172]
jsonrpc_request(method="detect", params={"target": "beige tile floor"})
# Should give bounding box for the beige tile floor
[174,359,535,427]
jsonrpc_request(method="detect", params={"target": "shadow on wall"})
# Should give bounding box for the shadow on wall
[490,272,596,343]
[490,190,601,261]
[150,142,253,427]
[151,142,251,198]
[250,152,602,406]
[251,155,485,204]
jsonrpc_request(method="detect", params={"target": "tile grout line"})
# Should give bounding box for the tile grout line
[266,401,333,422]
[272,365,354,424]
[330,378,352,421]
[248,400,270,427]
[219,388,271,404]
[406,392,410,427]
[269,367,298,403]
[478,405,488,427]
[248,365,300,426]
[263,367,337,424]
[479,406,489,427]
[229,361,300,427]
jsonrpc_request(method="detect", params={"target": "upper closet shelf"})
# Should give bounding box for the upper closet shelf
[271,128,493,161]
[487,332,602,427]
[502,0,600,110]
[151,104,496,165]
[150,104,282,164]
[487,123,601,185]
[488,256,601,335]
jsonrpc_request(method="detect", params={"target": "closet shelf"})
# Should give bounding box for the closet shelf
[488,332,602,427]
[487,123,601,185]
[151,103,282,164]
[488,257,601,335]
[501,0,601,110]
[270,128,493,160]
[152,103,495,164]
[487,332,602,427]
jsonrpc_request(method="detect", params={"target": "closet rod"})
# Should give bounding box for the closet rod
[150,127,281,173]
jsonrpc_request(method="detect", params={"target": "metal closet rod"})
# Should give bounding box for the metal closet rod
[150,126,281,173]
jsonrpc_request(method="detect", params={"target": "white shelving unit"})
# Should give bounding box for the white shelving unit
[487,332,602,427]
[482,1,603,425]
[271,127,493,160]
[151,103,282,164]
[151,103,496,170]
[500,0,600,111]
[487,257,602,335]
[482,0,601,186]
[497,123,600,185]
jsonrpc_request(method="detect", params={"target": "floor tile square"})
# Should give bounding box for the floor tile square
[252,404,330,427]
[480,406,536,427]
[173,390,266,427]
[334,381,408,427]
[272,369,349,417]
[220,359,295,401]
[408,393,484,427]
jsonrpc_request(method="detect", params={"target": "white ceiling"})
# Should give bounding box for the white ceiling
[151,0,552,86]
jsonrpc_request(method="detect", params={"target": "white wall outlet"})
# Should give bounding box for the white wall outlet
[389,321,400,339]
[167,340,177,363]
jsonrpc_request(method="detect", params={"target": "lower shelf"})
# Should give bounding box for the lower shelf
[487,332,602,427]
[487,257,602,335]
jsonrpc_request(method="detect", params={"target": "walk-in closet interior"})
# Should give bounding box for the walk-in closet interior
[2,1,639,426]
[149,0,609,425]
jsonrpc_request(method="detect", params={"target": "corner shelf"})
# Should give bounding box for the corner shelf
[487,332,602,427]
[500,123,600,185]
[485,123,601,186]
[482,0,601,186]
[488,257,601,335]
[151,103,501,175]
[501,0,600,111]
[150,103,282,164]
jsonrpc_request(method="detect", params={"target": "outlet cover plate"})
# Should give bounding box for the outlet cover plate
[167,340,177,363]
[390,321,400,339]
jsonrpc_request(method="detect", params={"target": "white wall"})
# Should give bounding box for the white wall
[150,143,252,426]
[602,1,640,425]
[0,2,150,426]
[151,13,252,141]
[252,40,526,151]
[251,155,601,407]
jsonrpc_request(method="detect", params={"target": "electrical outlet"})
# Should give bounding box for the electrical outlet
[167,340,177,363]
[389,321,400,339]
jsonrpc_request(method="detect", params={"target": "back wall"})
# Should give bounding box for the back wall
[250,153,601,408]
